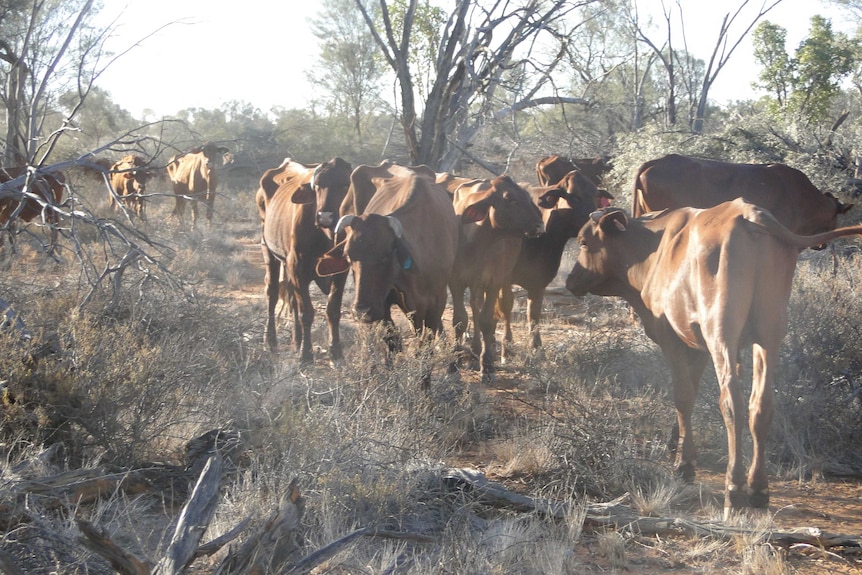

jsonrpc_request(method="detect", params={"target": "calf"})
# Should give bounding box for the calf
[499,170,614,349]
[258,157,352,363]
[167,142,230,229]
[450,175,544,381]
[565,199,862,517]
[109,155,154,220]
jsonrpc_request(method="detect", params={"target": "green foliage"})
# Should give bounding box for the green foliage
[752,16,858,123]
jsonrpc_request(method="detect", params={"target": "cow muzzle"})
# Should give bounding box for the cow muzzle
[317,211,335,228]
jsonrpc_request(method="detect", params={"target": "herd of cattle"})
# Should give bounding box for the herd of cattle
[2,148,861,518]
[255,152,862,518]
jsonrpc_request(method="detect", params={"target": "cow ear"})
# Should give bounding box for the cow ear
[598,210,627,234]
[316,254,349,276]
[537,189,563,209]
[597,189,614,208]
[291,184,315,205]
[461,200,490,223]
[395,238,415,271]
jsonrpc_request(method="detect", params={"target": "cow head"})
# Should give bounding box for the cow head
[566,207,630,297]
[459,176,544,237]
[309,157,352,237]
[317,213,413,323]
[198,142,230,172]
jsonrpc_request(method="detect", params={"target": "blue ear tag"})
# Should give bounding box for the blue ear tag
[403,256,413,270]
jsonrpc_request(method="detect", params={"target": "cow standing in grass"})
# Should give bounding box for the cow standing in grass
[565,199,862,517]
[167,142,230,229]
[258,157,352,364]
[449,176,544,381]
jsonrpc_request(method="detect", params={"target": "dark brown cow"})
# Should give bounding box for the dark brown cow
[257,157,352,363]
[109,155,155,220]
[167,142,230,229]
[565,199,862,517]
[317,163,459,386]
[632,154,853,236]
[536,155,613,187]
[499,170,614,349]
[0,166,66,246]
[450,175,544,381]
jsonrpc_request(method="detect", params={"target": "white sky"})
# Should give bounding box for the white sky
[93,0,855,119]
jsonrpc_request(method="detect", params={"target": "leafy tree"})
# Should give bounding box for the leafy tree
[310,0,385,140]
[792,15,856,121]
[753,15,857,122]
[0,0,106,165]
[752,20,793,107]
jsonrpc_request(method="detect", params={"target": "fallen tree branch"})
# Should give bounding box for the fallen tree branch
[442,468,862,551]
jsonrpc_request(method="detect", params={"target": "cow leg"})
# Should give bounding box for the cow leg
[323,274,346,363]
[295,282,315,365]
[499,285,515,344]
[713,346,748,515]
[526,287,545,350]
[665,343,708,483]
[172,195,186,227]
[468,288,486,372]
[263,247,282,353]
[475,288,499,383]
[449,283,469,373]
[748,343,775,509]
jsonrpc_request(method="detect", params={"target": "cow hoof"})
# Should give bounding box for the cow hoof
[749,489,769,509]
[674,462,696,483]
[725,488,748,510]
[481,371,496,384]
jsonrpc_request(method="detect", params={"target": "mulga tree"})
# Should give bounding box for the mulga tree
[310,0,386,142]
[753,15,857,122]
[0,0,104,166]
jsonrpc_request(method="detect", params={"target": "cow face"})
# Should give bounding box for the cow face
[336,214,411,323]
[198,143,230,173]
[465,176,544,237]
[566,208,629,297]
[559,170,614,210]
[311,157,352,236]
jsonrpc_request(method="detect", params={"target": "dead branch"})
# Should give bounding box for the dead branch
[151,453,224,575]
[443,468,862,551]
[77,519,152,575]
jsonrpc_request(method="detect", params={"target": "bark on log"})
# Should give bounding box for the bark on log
[152,453,224,575]
[77,519,152,575]
[443,468,862,551]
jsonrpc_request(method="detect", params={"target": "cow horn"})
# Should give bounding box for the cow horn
[386,216,403,238]
[310,164,322,191]
[334,215,356,235]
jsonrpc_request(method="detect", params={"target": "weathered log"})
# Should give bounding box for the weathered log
[76,519,152,575]
[214,478,304,575]
[443,468,862,551]
[152,453,224,575]
[0,468,152,528]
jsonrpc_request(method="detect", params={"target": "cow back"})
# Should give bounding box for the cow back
[634,154,851,236]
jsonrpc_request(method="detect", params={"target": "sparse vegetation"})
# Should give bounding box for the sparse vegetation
[1,173,860,573]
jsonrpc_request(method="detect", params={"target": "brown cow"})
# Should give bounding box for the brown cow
[109,155,155,220]
[450,175,544,381]
[257,157,352,363]
[0,166,66,247]
[435,172,475,197]
[166,142,230,229]
[536,155,613,187]
[317,163,459,387]
[632,154,853,236]
[499,170,614,349]
[565,199,862,517]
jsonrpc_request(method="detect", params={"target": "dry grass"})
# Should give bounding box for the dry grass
[0,181,860,574]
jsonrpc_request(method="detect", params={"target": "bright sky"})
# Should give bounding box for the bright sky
[94,0,855,119]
